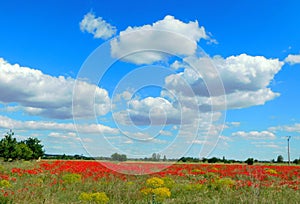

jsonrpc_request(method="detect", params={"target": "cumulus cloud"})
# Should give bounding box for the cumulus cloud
[284,54,300,65]
[0,58,110,119]
[111,53,283,132]
[110,15,209,64]
[114,97,183,125]
[80,12,116,39]
[178,54,283,96]
[212,54,283,94]
[232,131,276,140]
[222,88,279,109]
[166,54,283,111]
[0,115,118,135]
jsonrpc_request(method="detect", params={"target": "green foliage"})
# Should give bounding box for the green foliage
[0,194,12,204]
[213,177,235,190]
[16,143,33,160]
[0,130,44,161]
[25,137,44,159]
[276,155,284,163]
[111,152,127,161]
[62,173,82,184]
[293,158,300,164]
[208,157,219,163]
[78,192,109,204]
[178,157,200,162]
[151,153,161,161]
[0,180,11,188]
[245,158,254,165]
[0,130,18,161]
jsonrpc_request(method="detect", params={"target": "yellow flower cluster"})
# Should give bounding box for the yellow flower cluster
[78,192,109,204]
[214,177,235,189]
[265,168,278,175]
[146,177,164,188]
[0,179,11,188]
[152,187,171,201]
[62,173,82,184]
[141,177,171,202]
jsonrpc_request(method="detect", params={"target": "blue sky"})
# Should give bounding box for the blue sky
[0,0,300,161]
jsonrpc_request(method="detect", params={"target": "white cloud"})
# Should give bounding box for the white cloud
[227,122,241,127]
[251,141,280,149]
[180,54,283,96]
[113,95,215,127]
[269,123,300,133]
[0,115,118,135]
[80,12,116,39]
[284,54,300,65]
[0,58,110,119]
[110,15,209,64]
[223,88,279,109]
[113,90,133,102]
[159,130,172,136]
[165,54,283,111]
[232,131,276,140]
[213,54,283,94]
[114,97,183,125]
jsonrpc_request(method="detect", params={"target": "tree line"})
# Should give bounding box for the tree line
[2,130,299,165]
[0,130,44,161]
[178,156,300,165]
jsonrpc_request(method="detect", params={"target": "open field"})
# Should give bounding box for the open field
[0,160,299,203]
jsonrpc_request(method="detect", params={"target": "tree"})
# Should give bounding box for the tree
[208,157,219,163]
[163,155,167,162]
[25,137,44,159]
[245,158,254,165]
[156,153,161,161]
[293,158,300,164]
[0,130,19,161]
[276,155,284,163]
[16,142,33,160]
[151,153,157,161]
[111,153,127,161]
[151,153,161,161]
[0,130,44,161]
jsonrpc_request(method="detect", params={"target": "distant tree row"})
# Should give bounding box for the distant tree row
[178,155,300,165]
[111,153,127,161]
[0,130,44,161]
[43,154,94,160]
[40,153,300,164]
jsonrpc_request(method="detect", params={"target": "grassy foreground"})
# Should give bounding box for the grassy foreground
[0,160,299,203]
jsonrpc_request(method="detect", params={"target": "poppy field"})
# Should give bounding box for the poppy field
[0,160,299,203]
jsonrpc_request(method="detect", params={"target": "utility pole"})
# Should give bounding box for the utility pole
[287,136,291,165]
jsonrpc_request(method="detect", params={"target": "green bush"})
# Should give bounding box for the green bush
[0,130,44,161]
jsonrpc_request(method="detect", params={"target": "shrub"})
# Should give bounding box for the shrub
[245,158,254,165]
[0,130,44,161]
